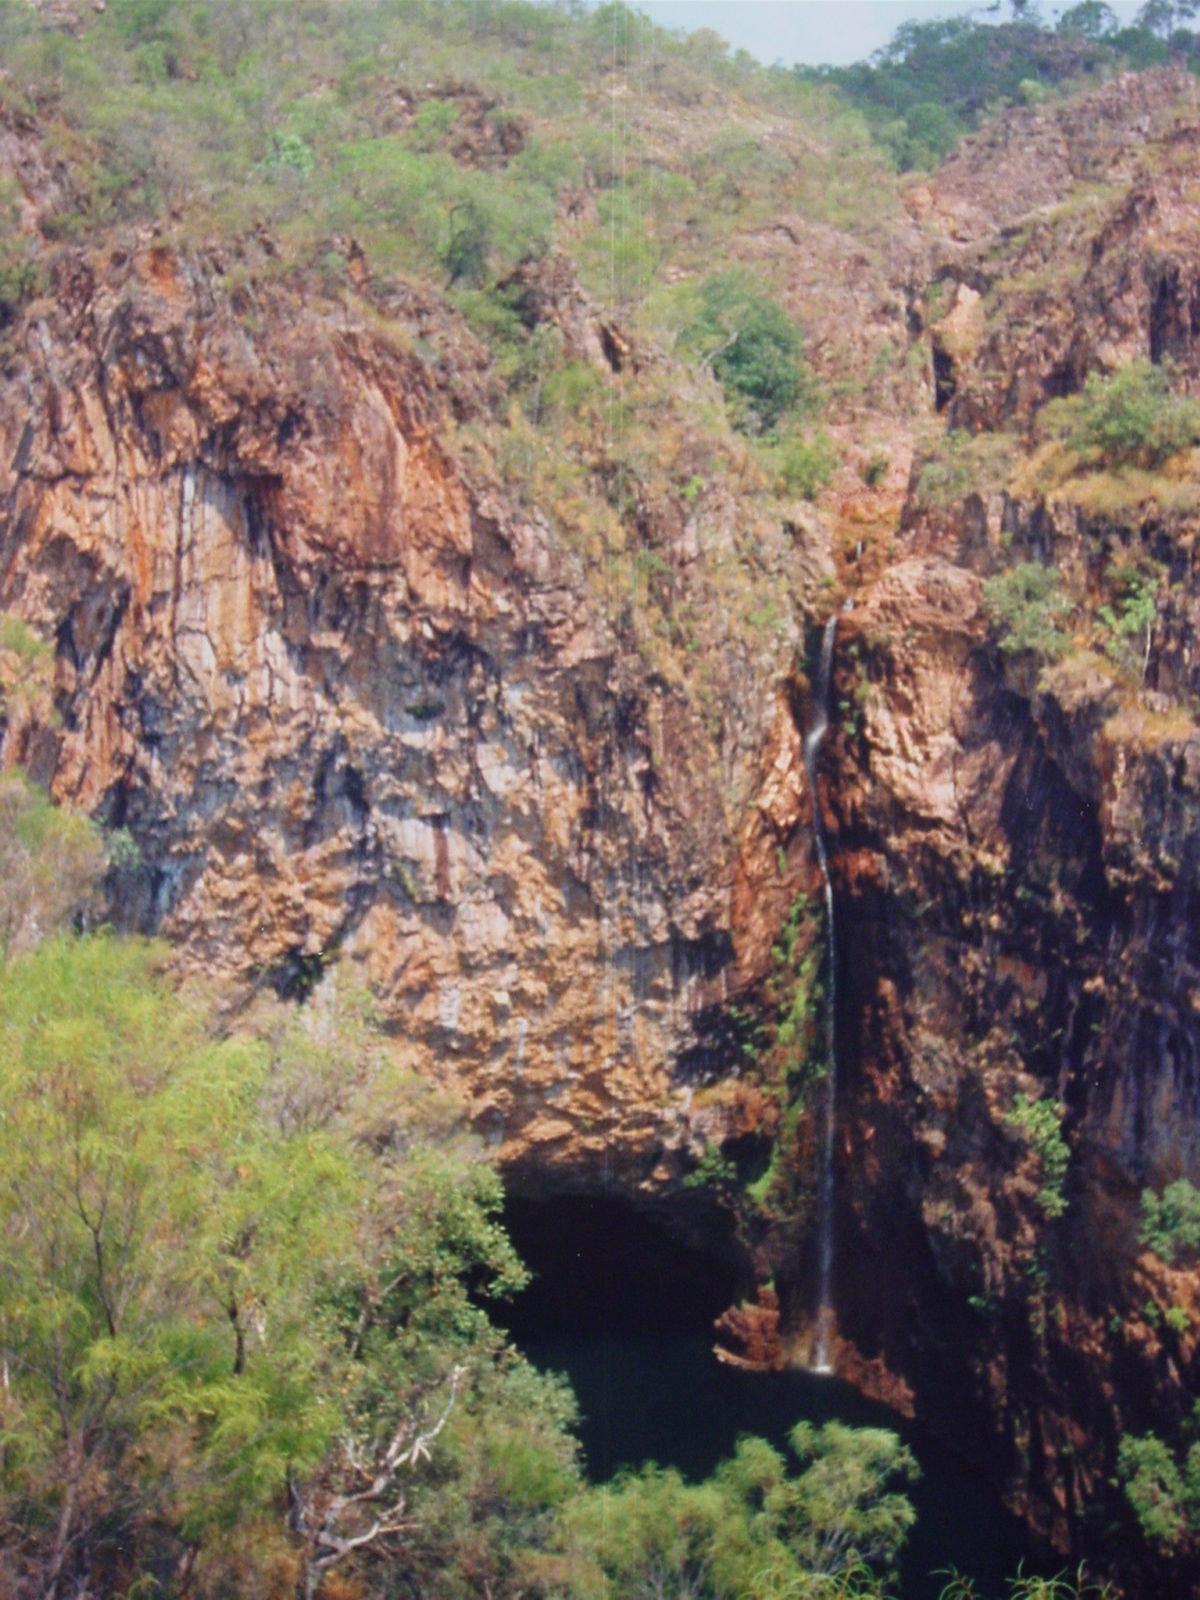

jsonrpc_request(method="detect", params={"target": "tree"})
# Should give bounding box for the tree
[1057,2,1120,37]
[685,274,813,436]
[1118,1427,1200,1550]
[0,936,581,1599]
[1141,1178,1200,1264]
[1136,0,1199,38]
[1041,361,1200,469]
[551,1418,917,1599]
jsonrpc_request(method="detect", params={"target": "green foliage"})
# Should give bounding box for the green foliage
[772,431,839,499]
[0,771,103,960]
[915,430,1016,511]
[893,100,966,171]
[0,935,581,1597]
[1117,1427,1200,1550]
[803,10,1177,170]
[411,96,460,151]
[443,198,494,286]
[727,894,827,1228]
[266,130,314,178]
[1058,2,1120,37]
[1004,1093,1070,1218]
[552,1419,917,1600]
[938,1564,1117,1599]
[982,563,1074,660]
[683,1141,739,1192]
[1042,361,1200,469]
[685,274,813,435]
[1141,1177,1200,1263]
[1096,567,1156,679]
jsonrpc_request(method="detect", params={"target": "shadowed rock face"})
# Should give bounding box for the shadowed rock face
[805,75,1200,1585]
[0,244,812,1193]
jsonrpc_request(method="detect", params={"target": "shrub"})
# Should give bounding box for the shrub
[1117,1430,1199,1550]
[410,96,459,151]
[1005,1092,1070,1217]
[266,130,314,178]
[894,100,964,169]
[1141,1177,1200,1263]
[915,429,1015,510]
[556,1420,918,1598]
[1096,567,1156,680]
[982,563,1073,659]
[774,430,838,498]
[683,1140,737,1191]
[1042,360,1200,468]
[685,273,813,435]
[442,197,493,285]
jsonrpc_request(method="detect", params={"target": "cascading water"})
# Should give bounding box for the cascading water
[803,614,838,1374]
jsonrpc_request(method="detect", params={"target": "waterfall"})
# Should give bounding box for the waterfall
[803,614,838,1375]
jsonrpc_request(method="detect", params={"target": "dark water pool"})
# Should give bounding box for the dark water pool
[499,1195,1033,1600]
[516,1329,1028,1600]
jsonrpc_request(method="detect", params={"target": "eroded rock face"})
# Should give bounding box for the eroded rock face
[797,77,1200,1587]
[0,243,807,1191]
[821,528,1200,1583]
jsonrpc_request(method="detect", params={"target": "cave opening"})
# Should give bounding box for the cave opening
[932,345,957,411]
[496,1191,1034,1600]
[499,1192,741,1340]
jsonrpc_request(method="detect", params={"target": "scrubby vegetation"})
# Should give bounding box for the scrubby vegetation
[1141,1177,1200,1264]
[982,564,1074,662]
[1040,361,1200,470]
[805,2,1200,171]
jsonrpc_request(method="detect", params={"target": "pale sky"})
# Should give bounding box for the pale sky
[627,1,1144,68]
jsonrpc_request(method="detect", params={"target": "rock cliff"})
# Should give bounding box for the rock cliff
[816,69,1200,1591]
[0,221,826,1200]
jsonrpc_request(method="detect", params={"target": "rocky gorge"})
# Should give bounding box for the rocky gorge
[3,9,1200,1592]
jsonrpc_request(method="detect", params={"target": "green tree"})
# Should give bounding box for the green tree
[982,565,1073,661]
[1117,1427,1200,1550]
[686,274,813,435]
[1057,2,1120,36]
[0,936,580,1599]
[1141,1177,1200,1263]
[550,1419,917,1599]
[1004,1093,1071,1217]
[1042,361,1200,469]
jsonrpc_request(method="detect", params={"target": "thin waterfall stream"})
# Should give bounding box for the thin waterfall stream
[804,614,839,1374]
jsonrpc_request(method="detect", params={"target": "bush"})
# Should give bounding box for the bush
[774,430,838,498]
[1042,360,1200,468]
[685,273,813,435]
[915,429,1015,510]
[893,100,965,170]
[1096,567,1156,680]
[555,1419,918,1599]
[1118,1430,1200,1551]
[982,563,1073,660]
[1141,1177,1200,1263]
[1005,1092,1070,1217]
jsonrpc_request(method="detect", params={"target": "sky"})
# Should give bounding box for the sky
[623,1,1144,69]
